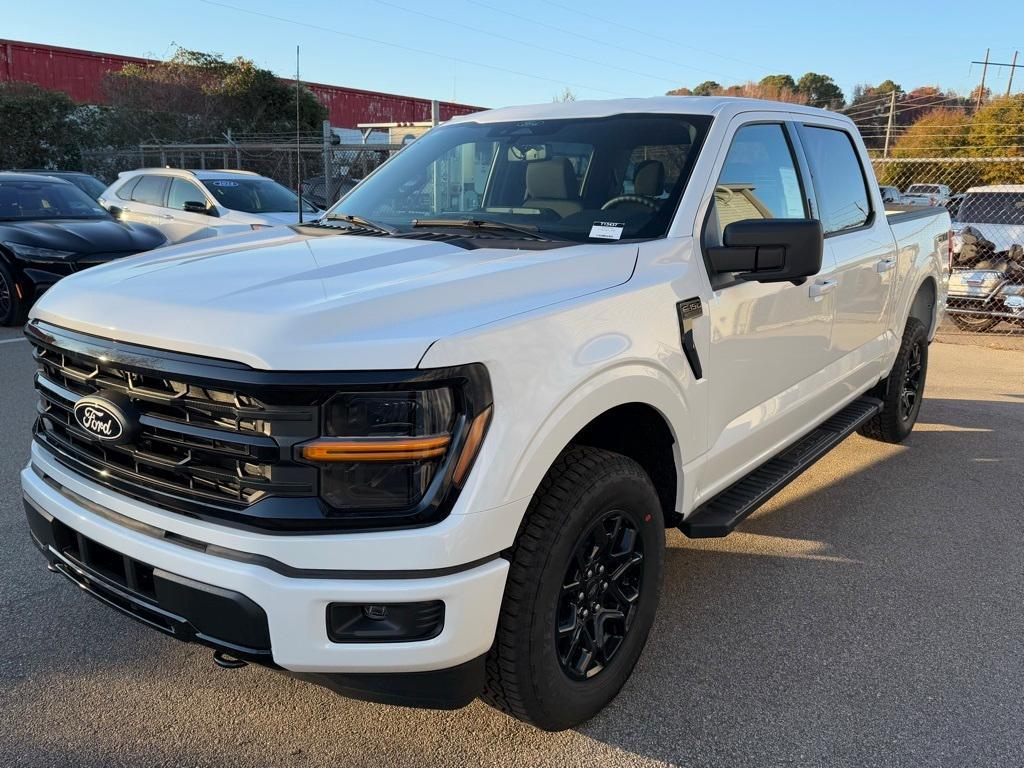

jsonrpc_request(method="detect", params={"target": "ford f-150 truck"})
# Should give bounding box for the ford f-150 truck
[21,97,950,731]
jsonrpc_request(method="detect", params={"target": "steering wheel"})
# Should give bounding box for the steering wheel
[601,195,658,211]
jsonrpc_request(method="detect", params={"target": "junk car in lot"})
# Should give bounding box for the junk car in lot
[0,172,165,326]
[21,97,949,730]
[99,168,321,244]
[947,185,1024,332]
[901,182,952,207]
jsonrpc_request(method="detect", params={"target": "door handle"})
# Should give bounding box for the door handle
[876,257,897,273]
[809,279,837,298]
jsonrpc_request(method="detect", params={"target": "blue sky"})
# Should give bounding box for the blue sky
[4,0,1023,107]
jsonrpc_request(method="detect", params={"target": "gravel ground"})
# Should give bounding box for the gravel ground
[1,327,1022,768]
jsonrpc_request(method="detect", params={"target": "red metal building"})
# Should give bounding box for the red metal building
[0,39,482,127]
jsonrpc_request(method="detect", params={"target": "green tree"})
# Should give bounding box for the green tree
[101,48,327,143]
[968,95,1024,183]
[0,82,87,168]
[759,74,796,92]
[692,81,721,96]
[881,109,979,191]
[796,72,845,108]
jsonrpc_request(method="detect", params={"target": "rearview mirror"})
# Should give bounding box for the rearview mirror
[183,200,217,216]
[707,219,823,283]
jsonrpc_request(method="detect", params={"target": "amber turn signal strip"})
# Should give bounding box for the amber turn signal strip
[301,435,451,462]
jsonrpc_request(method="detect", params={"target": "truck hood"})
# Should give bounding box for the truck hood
[31,228,638,370]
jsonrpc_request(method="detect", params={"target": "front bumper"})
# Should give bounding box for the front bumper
[21,452,510,707]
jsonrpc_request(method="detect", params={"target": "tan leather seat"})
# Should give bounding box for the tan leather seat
[633,160,664,197]
[524,158,582,218]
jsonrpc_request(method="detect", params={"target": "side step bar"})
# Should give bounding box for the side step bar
[679,396,883,538]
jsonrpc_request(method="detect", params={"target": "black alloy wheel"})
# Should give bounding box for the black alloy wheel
[556,510,644,680]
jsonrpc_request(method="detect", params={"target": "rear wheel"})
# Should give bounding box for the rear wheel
[859,317,929,443]
[482,446,664,731]
[0,260,26,327]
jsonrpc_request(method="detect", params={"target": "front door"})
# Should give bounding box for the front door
[699,119,839,498]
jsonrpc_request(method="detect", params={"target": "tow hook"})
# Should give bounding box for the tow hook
[213,650,248,669]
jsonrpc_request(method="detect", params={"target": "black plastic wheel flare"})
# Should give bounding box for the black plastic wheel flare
[899,341,924,420]
[556,510,644,681]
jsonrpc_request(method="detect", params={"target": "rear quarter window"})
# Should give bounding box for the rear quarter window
[116,176,141,201]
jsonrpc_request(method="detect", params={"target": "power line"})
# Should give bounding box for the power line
[197,0,631,98]
[539,0,780,80]
[366,0,688,87]
[465,0,744,84]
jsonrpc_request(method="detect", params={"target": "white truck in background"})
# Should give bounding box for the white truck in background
[22,97,949,731]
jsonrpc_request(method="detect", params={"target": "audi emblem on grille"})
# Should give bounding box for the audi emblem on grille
[73,394,134,444]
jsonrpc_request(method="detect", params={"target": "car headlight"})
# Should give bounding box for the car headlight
[298,370,492,517]
[2,241,77,261]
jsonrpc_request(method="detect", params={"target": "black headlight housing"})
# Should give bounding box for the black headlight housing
[297,364,492,530]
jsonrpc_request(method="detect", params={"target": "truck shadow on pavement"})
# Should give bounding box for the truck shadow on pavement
[2,397,1023,767]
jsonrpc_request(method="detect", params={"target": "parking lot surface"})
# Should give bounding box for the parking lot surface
[1,328,1022,768]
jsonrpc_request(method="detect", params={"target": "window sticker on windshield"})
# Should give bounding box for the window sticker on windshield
[589,221,625,240]
[209,180,240,187]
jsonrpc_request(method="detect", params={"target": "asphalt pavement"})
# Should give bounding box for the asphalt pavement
[1,325,1022,767]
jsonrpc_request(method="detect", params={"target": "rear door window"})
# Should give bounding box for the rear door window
[131,175,170,207]
[800,126,872,234]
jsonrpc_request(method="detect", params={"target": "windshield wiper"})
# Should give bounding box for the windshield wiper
[411,218,553,241]
[323,213,398,234]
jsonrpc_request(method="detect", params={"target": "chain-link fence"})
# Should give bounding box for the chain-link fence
[80,135,401,210]
[872,157,1024,337]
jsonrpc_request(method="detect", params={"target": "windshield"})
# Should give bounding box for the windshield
[0,180,109,221]
[955,192,1024,224]
[202,177,317,214]
[68,174,109,200]
[325,113,711,243]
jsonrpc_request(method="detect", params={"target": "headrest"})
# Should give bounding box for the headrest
[526,157,577,200]
[634,160,665,197]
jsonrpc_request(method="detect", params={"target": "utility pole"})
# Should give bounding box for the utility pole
[976,48,990,110]
[883,88,897,158]
[1008,50,1019,97]
[295,45,304,224]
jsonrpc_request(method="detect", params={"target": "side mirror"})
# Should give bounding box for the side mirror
[707,219,823,283]
[107,205,123,218]
[183,200,217,216]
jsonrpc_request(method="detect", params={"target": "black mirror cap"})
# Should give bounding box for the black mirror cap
[183,200,216,216]
[708,218,823,283]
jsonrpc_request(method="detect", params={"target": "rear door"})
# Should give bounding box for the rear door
[122,175,171,229]
[798,123,895,387]
[698,117,839,495]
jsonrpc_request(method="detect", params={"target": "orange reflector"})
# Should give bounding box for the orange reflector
[453,406,492,487]
[301,435,451,462]
[15,282,23,300]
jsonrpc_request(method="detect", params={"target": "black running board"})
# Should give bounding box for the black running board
[679,396,883,538]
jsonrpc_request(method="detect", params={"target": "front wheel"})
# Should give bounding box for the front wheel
[859,317,929,443]
[482,446,664,731]
[0,260,26,327]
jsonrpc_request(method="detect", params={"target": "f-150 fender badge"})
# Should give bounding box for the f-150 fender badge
[676,298,704,380]
[677,297,703,320]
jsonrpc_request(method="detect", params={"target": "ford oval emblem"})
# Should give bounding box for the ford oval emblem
[73,396,130,442]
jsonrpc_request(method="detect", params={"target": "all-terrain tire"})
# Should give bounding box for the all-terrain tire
[858,317,929,443]
[481,445,664,731]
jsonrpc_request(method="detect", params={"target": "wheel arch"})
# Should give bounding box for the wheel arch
[908,275,939,339]
[501,365,691,526]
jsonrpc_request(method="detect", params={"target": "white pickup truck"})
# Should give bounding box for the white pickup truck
[21,97,950,731]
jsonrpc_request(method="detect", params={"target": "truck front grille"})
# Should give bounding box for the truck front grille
[28,322,323,529]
